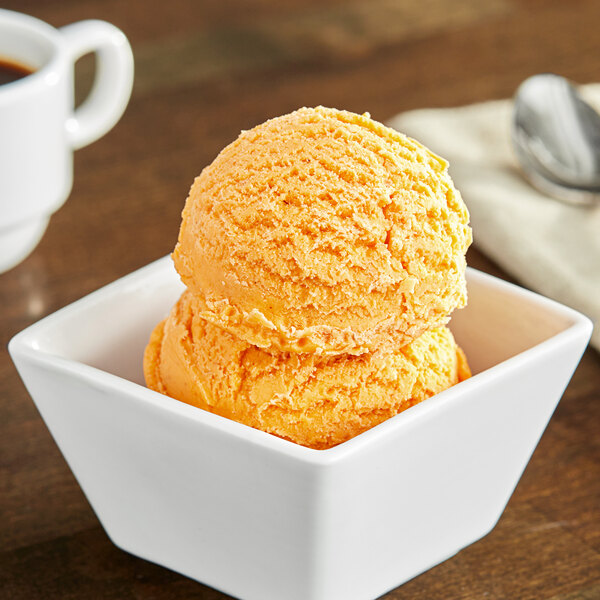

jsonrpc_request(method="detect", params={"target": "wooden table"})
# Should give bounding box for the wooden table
[1,1,599,598]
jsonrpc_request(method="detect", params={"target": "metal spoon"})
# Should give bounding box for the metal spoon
[512,73,600,205]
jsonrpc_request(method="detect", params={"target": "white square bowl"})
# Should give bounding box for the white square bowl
[9,257,592,600]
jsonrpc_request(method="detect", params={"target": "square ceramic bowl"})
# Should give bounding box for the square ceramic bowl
[9,257,592,600]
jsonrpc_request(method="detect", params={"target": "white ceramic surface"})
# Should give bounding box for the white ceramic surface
[9,258,592,600]
[0,9,133,273]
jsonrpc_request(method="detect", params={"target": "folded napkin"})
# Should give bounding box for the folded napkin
[388,85,600,352]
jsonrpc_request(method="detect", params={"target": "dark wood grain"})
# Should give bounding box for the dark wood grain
[1,1,599,598]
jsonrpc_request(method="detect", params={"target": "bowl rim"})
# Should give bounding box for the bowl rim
[9,257,593,467]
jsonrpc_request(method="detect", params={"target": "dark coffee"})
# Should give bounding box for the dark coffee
[0,57,34,86]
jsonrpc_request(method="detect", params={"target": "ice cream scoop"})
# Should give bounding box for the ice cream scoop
[173,107,472,356]
[144,290,471,450]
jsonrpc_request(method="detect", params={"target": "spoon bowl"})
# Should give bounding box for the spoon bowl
[512,73,600,205]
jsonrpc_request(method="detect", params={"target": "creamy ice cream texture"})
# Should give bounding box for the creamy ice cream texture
[145,291,471,450]
[173,106,471,355]
[145,106,472,449]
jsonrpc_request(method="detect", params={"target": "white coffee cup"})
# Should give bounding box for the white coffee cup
[0,9,134,273]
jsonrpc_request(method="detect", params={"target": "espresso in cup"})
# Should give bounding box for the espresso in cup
[0,57,34,85]
[0,56,35,85]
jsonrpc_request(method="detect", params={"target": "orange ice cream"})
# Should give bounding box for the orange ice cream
[173,106,471,356]
[145,106,472,449]
[144,290,471,450]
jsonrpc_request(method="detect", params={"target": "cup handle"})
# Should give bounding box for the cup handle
[60,20,134,150]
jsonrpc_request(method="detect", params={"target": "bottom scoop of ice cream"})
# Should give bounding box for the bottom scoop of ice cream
[144,291,471,450]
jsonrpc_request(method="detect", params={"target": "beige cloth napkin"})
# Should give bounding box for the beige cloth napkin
[388,85,600,352]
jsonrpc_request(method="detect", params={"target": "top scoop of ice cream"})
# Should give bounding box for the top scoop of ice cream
[173,106,471,355]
